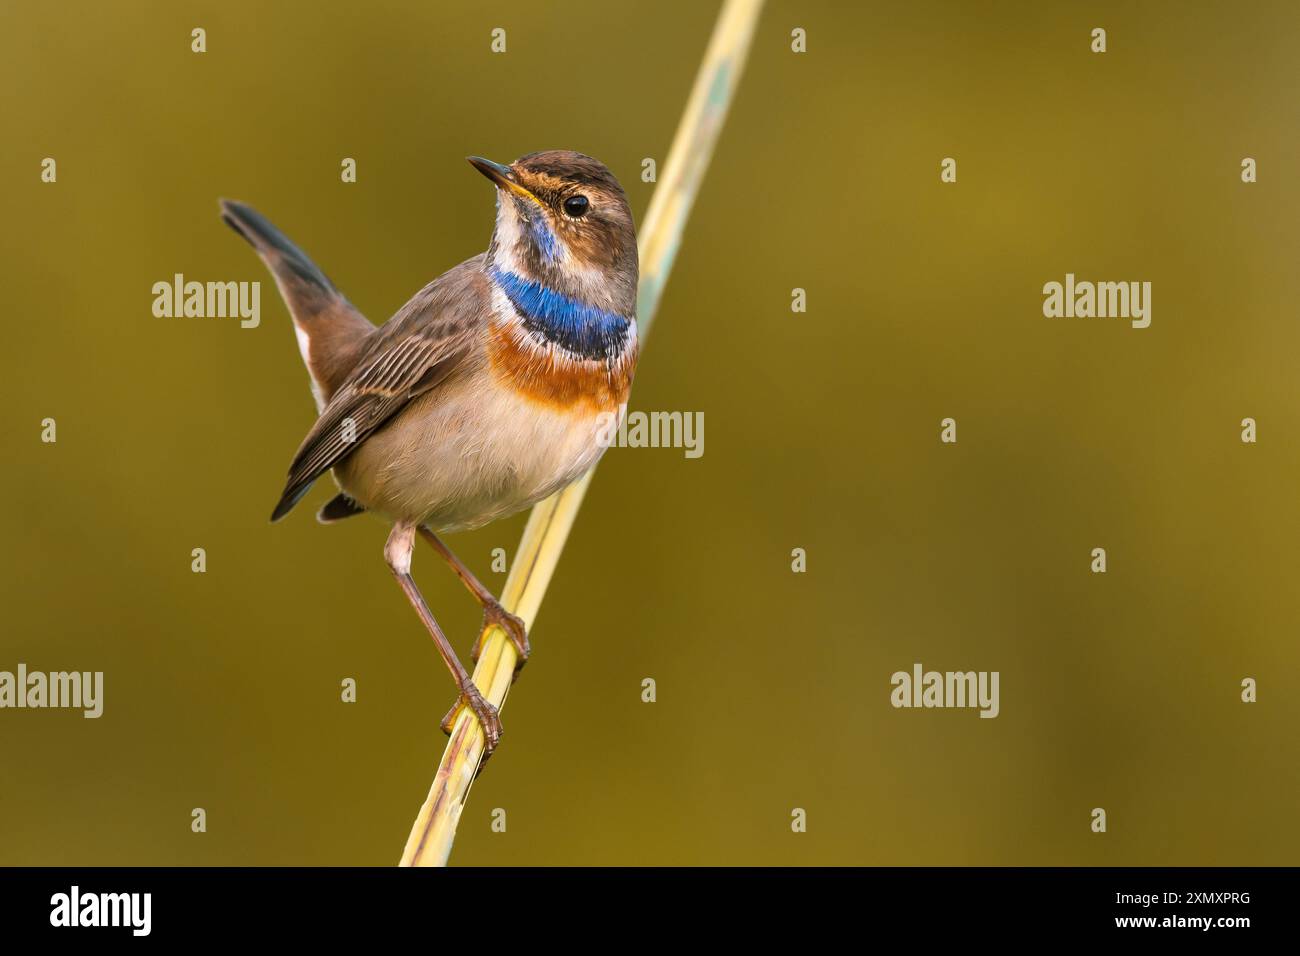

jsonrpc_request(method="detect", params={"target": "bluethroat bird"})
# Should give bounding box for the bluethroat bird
[220,151,638,752]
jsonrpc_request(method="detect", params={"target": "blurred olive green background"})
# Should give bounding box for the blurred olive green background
[3,0,1298,866]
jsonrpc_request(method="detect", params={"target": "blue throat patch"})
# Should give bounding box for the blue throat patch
[528,217,561,262]
[490,267,631,360]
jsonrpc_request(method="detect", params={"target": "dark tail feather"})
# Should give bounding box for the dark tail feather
[317,493,367,524]
[219,198,373,403]
[220,199,338,297]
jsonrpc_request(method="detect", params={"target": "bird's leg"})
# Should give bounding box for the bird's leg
[384,523,502,751]
[418,526,531,675]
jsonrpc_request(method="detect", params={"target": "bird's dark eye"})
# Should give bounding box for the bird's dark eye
[563,195,589,217]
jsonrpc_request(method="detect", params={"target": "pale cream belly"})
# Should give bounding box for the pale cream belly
[332,373,613,531]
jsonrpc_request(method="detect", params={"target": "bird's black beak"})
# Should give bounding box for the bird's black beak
[468,156,539,203]
[468,156,514,186]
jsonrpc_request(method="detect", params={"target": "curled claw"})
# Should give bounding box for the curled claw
[441,685,503,753]
[471,602,531,679]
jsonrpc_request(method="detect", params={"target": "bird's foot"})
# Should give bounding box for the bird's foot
[440,681,503,753]
[471,601,531,678]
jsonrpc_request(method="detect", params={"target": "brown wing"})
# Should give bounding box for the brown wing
[269,269,494,524]
[269,323,472,521]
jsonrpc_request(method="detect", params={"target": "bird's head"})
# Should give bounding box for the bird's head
[471,150,638,317]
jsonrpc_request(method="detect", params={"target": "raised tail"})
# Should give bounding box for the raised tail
[220,199,373,406]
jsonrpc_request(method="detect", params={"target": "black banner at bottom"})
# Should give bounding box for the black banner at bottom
[0,866,1282,940]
